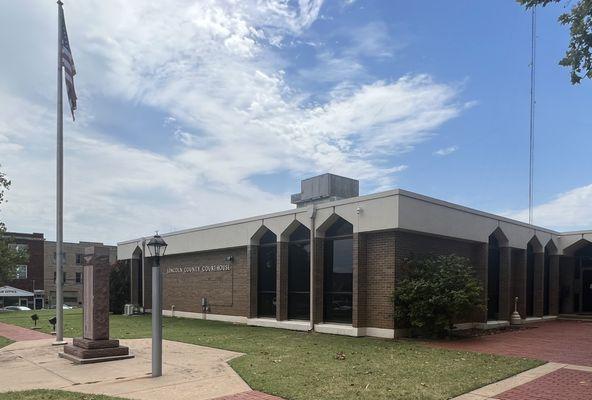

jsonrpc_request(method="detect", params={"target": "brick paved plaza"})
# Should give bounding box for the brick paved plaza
[431,320,592,366]
[445,320,592,400]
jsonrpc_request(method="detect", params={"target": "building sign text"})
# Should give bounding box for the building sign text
[165,264,231,274]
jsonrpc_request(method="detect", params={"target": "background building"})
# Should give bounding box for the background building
[3,232,45,309]
[44,240,116,307]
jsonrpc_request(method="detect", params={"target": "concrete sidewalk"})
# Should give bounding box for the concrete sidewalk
[0,338,251,400]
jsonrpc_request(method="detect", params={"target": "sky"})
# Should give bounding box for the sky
[0,0,591,245]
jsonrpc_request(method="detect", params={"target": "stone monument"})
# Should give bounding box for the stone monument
[59,246,133,364]
[510,296,523,326]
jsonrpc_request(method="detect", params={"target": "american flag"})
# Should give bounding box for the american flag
[60,7,77,120]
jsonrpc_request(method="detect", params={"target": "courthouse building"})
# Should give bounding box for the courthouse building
[117,174,592,338]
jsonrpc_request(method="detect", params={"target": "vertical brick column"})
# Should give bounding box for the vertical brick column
[533,251,545,317]
[512,249,527,318]
[548,255,560,315]
[472,243,488,323]
[312,237,324,324]
[247,245,258,318]
[276,241,289,321]
[498,246,512,321]
[352,233,367,328]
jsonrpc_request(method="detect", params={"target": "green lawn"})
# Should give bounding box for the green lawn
[0,309,542,400]
[0,335,12,349]
[0,390,122,400]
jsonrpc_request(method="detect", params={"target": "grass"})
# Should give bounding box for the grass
[0,309,543,400]
[0,335,13,349]
[0,390,123,400]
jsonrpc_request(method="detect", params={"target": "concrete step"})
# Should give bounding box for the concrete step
[558,314,592,321]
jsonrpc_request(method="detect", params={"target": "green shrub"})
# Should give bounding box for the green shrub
[393,254,484,337]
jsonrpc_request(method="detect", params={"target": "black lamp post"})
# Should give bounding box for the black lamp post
[146,232,167,377]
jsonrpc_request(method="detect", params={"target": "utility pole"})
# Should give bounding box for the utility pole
[528,7,537,225]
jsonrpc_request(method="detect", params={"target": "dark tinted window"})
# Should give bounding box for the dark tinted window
[526,243,535,317]
[323,217,353,324]
[288,225,310,320]
[325,218,353,238]
[289,224,310,242]
[257,229,277,317]
[260,230,277,245]
[487,235,500,320]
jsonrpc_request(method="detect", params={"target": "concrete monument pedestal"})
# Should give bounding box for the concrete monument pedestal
[59,246,133,364]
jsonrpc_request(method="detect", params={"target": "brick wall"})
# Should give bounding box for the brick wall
[276,242,289,321]
[247,245,258,318]
[361,231,395,329]
[312,237,324,324]
[5,232,44,294]
[159,247,249,317]
[392,230,488,326]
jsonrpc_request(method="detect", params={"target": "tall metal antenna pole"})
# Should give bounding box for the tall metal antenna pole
[528,7,537,225]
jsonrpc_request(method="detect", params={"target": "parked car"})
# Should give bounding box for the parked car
[48,304,74,309]
[1,305,32,311]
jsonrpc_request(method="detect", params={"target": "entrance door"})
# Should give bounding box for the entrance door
[582,269,592,312]
[35,297,44,310]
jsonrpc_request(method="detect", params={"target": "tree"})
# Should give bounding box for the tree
[393,254,484,337]
[0,165,28,286]
[109,260,130,314]
[518,0,592,84]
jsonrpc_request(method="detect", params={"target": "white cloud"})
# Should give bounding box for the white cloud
[433,145,459,156]
[0,0,467,243]
[345,21,400,59]
[503,184,592,231]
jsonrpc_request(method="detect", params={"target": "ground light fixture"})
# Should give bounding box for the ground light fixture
[146,232,168,377]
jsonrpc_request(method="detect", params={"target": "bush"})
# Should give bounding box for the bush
[109,261,130,314]
[393,254,484,337]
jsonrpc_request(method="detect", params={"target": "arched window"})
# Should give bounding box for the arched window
[323,217,353,324]
[526,243,535,317]
[487,235,500,320]
[287,224,310,320]
[132,247,143,307]
[543,243,553,316]
[257,229,277,318]
[574,243,592,313]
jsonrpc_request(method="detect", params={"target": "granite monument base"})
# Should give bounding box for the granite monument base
[60,338,133,364]
[60,338,134,364]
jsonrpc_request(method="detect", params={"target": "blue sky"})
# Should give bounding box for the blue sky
[0,0,590,244]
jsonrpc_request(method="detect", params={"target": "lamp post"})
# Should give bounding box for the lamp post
[146,232,167,378]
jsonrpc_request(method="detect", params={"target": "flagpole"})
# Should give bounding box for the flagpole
[54,0,66,346]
